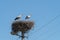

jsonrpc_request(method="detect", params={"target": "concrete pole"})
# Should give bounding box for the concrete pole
[21,32,24,40]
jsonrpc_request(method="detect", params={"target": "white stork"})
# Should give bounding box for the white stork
[14,14,22,20]
[25,14,31,20]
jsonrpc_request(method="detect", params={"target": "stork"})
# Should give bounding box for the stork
[14,14,22,20]
[25,14,31,20]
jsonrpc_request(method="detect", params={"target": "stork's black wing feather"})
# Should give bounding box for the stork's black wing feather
[14,17,20,20]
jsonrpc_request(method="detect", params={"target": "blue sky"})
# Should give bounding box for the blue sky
[0,0,60,40]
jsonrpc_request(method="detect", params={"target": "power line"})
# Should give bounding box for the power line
[31,14,60,35]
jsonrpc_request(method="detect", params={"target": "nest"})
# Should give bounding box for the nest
[11,20,34,34]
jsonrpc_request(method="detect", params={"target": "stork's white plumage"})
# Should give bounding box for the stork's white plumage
[25,15,31,19]
[14,14,22,20]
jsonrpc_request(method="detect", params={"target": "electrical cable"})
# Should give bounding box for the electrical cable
[31,14,60,35]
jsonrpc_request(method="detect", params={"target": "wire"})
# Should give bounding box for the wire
[31,14,60,35]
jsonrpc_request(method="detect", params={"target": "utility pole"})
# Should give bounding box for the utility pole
[21,32,24,40]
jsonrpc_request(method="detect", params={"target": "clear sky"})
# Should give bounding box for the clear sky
[0,0,60,40]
